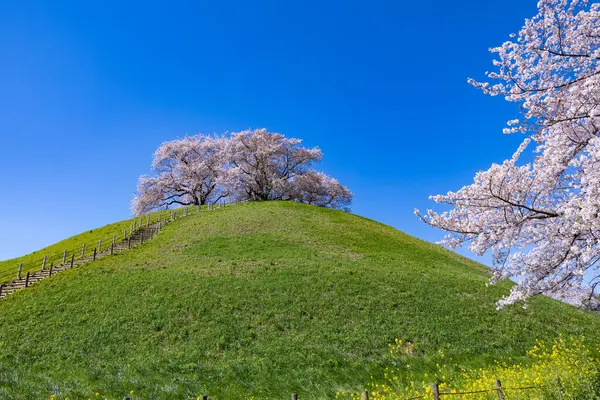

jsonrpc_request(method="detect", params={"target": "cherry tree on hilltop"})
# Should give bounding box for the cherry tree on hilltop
[417,0,600,309]
[133,129,353,215]
[223,129,324,201]
[291,171,353,211]
[131,135,227,215]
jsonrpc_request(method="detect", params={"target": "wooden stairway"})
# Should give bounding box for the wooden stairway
[0,224,162,299]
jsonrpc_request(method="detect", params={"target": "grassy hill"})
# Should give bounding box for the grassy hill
[0,201,599,399]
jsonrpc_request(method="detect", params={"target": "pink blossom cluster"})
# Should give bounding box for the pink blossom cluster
[132,129,352,216]
[417,0,600,309]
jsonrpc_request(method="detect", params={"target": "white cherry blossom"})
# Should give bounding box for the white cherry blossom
[417,0,600,310]
[133,129,352,215]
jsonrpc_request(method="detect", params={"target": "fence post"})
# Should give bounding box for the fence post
[495,379,505,400]
[141,232,144,244]
[111,242,114,255]
[93,248,97,261]
[0,284,3,297]
[18,263,23,280]
[98,239,102,252]
[432,384,440,400]
[63,249,67,263]
[292,395,298,400]
[70,254,75,268]
[42,255,47,271]
[363,391,369,400]
[113,235,116,246]
[81,244,86,257]
[124,229,127,240]
[128,237,131,249]
[49,263,54,277]
[25,272,30,288]
[147,215,149,227]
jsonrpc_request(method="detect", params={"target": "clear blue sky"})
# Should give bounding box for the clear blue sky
[0,0,536,262]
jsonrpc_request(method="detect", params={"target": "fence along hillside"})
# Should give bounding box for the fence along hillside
[122,380,547,399]
[0,203,226,299]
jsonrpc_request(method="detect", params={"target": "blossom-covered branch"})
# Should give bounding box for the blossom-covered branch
[417,0,600,310]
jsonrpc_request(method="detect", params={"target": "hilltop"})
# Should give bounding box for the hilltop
[0,201,598,399]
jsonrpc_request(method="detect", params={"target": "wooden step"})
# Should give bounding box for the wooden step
[0,217,177,300]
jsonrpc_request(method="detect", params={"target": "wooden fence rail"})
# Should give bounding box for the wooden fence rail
[118,380,545,400]
[0,201,235,300]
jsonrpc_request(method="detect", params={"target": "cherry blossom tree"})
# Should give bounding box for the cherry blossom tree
[224,129,324,201]
[291,171,353,211]
[132,135,227,215]
[417,0,600,309]
[133,128,353,215]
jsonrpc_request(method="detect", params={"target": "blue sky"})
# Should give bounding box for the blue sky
[0,0,537,262]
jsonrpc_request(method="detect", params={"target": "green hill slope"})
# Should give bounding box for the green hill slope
[0,201,598,399]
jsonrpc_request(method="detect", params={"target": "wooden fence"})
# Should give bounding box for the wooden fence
[118,380,545,400]
[424,380,541,399]
[0,202,231,299]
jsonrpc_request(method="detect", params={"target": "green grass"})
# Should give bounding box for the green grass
[0,201,598,399]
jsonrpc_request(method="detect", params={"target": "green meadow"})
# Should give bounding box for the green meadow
[0,201,598,399]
